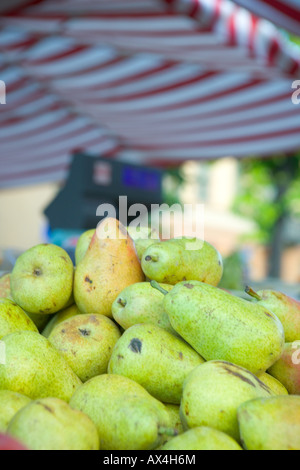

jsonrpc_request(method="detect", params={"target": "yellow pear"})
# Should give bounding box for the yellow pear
[258,373,288,396]
[74,218,145,317]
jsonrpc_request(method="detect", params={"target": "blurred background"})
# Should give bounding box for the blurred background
[0,0,299,298]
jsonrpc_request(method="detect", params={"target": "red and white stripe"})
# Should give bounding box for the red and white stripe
[2,0,299,76]
[0,0,299,188]
[233,0,300,36]
[0,60,120,188]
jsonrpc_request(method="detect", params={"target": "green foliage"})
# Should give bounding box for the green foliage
[162,167,185,206]
[289,35,300,46]
[233,155,300,244]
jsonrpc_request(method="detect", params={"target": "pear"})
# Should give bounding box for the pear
[157,280,285,375]
[246,286,300,342]
[142,238,223,286]
[258,372,288,396]
[48,314,121,382]
[0,274,11,299]
[160,427,242,451]
[63,287,75,309]
[108,323,204,404]
[127,226,160,260]
[180,360,273,441]
[26,312,51,333]
[268,342,300,394]
[7,397,99,450]
[42,304,81,338]
[0,433,28,450]
[238,396,300,450]
[75,229,95,265]
[162,404,184,442]
[10,244,74,315]
[0,391,31,433]
[0,273,48,332]
[112,282,176,335]
[0,331,82,401]
[0,299,38,339]
[69,374,174,450]
[74,218,145,318]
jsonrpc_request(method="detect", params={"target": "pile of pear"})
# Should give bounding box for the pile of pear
[0,217,299,451]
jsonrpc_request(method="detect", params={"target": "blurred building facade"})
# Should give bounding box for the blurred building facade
[0,157,299,284]
[163,158,300,285]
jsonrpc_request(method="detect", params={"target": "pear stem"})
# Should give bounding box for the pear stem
[150,281,169,296]
[117,298,127,307]
[145,254,159,262]
[245,286,262,301]
[158,427,178,438]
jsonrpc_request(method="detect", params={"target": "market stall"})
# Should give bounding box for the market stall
[0,1,300,452]
[0,0,299,188]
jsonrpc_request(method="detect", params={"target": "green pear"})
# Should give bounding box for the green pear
[26,312,51,332]
[258,372,288,396]
[7,397,99,450]
[0,299,38,339]
[0,274,11,299]
[42,304,81,338]
[127,226,161,260]
[112,282,176,335]
[268,342,300,394]
[0,331,82,401]
[160,427,242,451]
[157,280,285,375]
[63,286,75,309]
[10,244,74,315]
[108,323,204,404]
[246,286,300,342]
[0,391,31,433]
[0,273,49,332]
[142,238,223,286]
[74,218,145,318]
[75,229,95,265]
[162,404,184,443]
[238,396,300,450]
[180,361,273,441]
[69,374,174,450]
[48,314,121,382]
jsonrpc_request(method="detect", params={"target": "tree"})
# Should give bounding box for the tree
[233,154,300,278]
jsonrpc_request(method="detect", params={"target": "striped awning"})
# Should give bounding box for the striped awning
[0,0,299,188]
[233,0,300,36]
